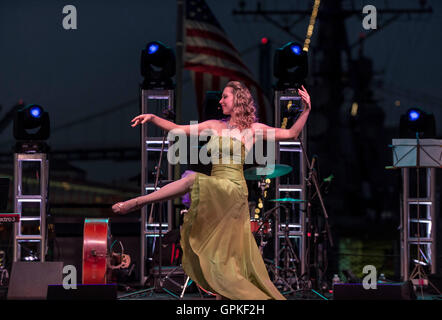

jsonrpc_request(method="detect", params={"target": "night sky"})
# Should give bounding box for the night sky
[1,0,441,183]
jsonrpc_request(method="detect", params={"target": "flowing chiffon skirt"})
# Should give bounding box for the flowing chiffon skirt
[180,164,286,300]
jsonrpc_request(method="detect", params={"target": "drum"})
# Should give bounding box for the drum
[82,218,111,284]
[250,219,271,234]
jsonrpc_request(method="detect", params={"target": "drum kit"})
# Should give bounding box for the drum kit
[244,163,306,292]
[244,163,303,235]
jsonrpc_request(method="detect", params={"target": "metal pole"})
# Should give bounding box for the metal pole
[402,168,409,281]
[140,89,148,285]
[430,168,436,274]
[13,154,19,262]
[175,0,184,127]
[40,155,48,262]
[274,91,281,277]
[174,0,185,228]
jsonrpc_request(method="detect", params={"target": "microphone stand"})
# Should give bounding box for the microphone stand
[299,139,334,293]
[147,107,181,296]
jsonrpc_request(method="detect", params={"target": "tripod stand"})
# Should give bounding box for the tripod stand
[278,208,301,293]
[262,205,301,294]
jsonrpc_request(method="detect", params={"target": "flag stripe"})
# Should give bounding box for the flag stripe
[186,36,243,62]
[185,53,253,80]
[186,28,237,52]
[186,45,250,72]
[184,62,260,89]
[185,19,227,38]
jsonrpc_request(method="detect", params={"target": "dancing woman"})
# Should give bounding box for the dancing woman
[112,81,311,300]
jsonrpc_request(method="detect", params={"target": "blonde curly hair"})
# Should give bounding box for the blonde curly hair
[225,81,257,130]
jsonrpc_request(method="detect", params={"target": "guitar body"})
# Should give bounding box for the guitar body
[82,218,110,284]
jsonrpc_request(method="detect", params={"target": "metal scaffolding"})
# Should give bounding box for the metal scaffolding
[139,89,174,285]
[391,138,440,282]
[273,89,307,279]
[13,153,48,262]
[401,167,437,280]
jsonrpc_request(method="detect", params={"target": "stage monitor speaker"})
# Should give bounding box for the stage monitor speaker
[333,282,416,300]
[47,284,117,300]
[7,261,64,300]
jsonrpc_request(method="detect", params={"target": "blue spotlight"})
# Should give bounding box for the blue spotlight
[29,105,42,118]
[400,107,436,138]
[148,43,159,54]
[291,44,302,55]
[408,109,420,121]
[141,41,176,89]
[13,104,50,141]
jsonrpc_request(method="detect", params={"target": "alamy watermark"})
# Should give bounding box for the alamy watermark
[61,5,376,31]
[63,264,77,289]
[362,5,377,30]
[62,5,77,30]
[166,125,276,173]
[362,265,377,290]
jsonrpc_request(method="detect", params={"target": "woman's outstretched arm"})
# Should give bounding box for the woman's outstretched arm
[253,85,311,141]
[131,114,219,135]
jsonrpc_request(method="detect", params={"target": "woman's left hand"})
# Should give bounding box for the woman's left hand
[298,85,311,112]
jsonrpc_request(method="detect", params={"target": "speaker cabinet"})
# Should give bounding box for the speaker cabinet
[333,282,416,300]
[7,261,63,300]
[47,284,117,300]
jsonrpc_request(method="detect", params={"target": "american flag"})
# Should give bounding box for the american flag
[184,0,269,123]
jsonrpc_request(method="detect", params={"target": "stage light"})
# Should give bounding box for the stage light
[408,109,420,121]
[274,41,308,90]
[13,104,50,141]
[399,107,436,138]
[290,44,301,55]
[148,43,159,54]
[141,41,176,89]
[30,105,42,118]
[261,37,268,45]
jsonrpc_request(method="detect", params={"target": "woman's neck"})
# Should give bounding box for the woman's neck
[228,115,238,127]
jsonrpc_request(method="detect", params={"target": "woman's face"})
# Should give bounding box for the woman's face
[219,87,234,115]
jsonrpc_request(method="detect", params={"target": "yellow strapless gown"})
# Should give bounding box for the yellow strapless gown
[180,135,286,300]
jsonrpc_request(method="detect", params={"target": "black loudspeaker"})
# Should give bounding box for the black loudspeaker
[333,282,416,300]
[0,177,9,211]
[7,261,63,300]
[47,284,117,300]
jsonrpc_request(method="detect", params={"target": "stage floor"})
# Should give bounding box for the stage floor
[116,288,332,300]
[0,283,440,300]
[115,284,441,301]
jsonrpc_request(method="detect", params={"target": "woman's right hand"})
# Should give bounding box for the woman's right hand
[131,114,154,127]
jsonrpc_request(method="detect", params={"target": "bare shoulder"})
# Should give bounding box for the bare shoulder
[251,122,271,130]
[199,119,225,132]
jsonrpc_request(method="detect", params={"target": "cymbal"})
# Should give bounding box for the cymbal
[269,198,306,202]
[244,164,292,180]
